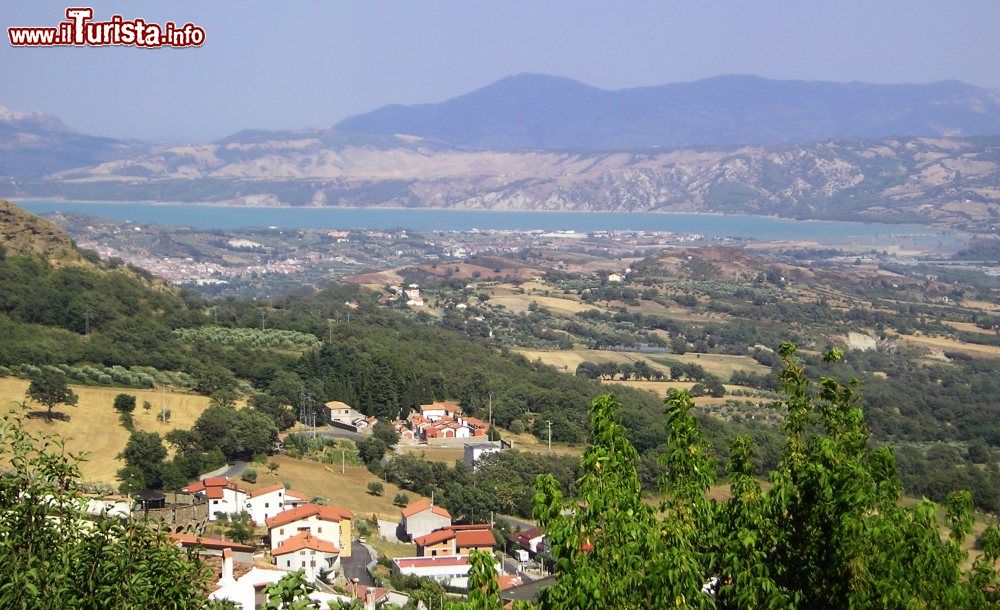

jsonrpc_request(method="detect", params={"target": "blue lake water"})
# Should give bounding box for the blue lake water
[15,200,951,245]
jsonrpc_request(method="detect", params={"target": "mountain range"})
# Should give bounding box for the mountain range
[2,75,1000,231]
[336,74,1000,151]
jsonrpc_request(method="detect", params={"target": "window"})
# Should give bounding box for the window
[264,503,269,508]
[280,528,284,535]
[286,560,291,567]
[317,527,322,533]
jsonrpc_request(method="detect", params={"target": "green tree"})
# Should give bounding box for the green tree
[113,393,137,414]
[26,370,78,420]
[367,481,384,496]
[117,430,167,490]
[0,410,211,607]
[393,492,410,507]
[261,570,317,609]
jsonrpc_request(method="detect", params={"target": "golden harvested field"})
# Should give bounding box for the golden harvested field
[244,454,424,521]
[398,445,464,463]
[607,380,764,397]
[943,320,996,335]
[516,348,769,381]
[961,299,1000,314]
[496,429,584,457]
[488,293,597,315]
[1,377,212,485]
[899,333,1000,359]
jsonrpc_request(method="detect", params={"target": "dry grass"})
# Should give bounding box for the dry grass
[515,348,770,380]
[244,454,424,521]
[488,293,596,315]
[397,445,464,464]
[497,429,584,457]
[899,333,1000,359]
[961,299,1000,314]
[1,377,212,485]
[367,536,417,559]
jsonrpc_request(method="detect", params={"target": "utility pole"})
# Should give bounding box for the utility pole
[342,449,346,474]
[488,392,493,430]
[212,306,218,325]
[84,312,91,341]
[547,420,552,453]
[328,319,333,343]
[161,385,167,423]
[260,311,266,331]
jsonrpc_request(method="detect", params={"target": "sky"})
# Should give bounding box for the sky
[2,0,999,142]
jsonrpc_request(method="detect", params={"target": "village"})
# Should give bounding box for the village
[81,398,551,610]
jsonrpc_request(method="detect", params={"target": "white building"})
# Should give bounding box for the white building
[392,555,474,588]
[271,531,342,582]
[463,442,503,469]
[208,549,351,610]
[265,503,353,558]
[182,477,249,522]
[244,484,289,525]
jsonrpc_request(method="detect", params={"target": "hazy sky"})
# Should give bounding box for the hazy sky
[3,1,998,142]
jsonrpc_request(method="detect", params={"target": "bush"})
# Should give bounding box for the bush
[367,481,384,496]
[393,492,410,507]
[241,468,258,484]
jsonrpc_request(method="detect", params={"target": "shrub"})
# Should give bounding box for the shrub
[393,492,410,507]
[367,481,384,496]
[240,469,258,484]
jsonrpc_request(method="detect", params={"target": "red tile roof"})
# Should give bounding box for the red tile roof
[284,490,307,501]
[167,533,254,553]
[419,402,462,414]
[401,498,451,519]
[265,503,352,529]
[248,484,284,498]
[497,574,523,591]
[516,526,545,545]
[455,528,496,548]
[345,583,390,602]
[395,555,469,569]
[271,531,340,556]
[414,528,455,547]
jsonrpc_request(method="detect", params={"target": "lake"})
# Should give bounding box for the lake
[15,200,951,245]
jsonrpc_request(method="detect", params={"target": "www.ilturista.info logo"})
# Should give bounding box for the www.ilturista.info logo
[8,8,205,48]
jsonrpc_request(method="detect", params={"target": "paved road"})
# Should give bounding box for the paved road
[342,539,375,586]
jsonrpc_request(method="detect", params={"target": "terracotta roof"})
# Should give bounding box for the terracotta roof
[420,402,461,414]
[516,526,545,544]
[271,531,340,556]
[456,528,496,548]
[183,477,246,495]
[203,477,230,487]
[345,583,390,602]
[395,555,469,569]
[284,490,307,501]
[265,503,352,529]
[168,533,254,553]
[204,556,256,588]
[248,484,284,498]
[414,528,455,547]
[401,498,451,519]
[498,574,523,591]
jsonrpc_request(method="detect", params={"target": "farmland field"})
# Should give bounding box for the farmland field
[1,377,212,485]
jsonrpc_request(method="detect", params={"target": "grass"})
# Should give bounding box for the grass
[898,332,1000,359]
[515,348,769,379]
[397,445,464,464]
[244,454,425,522]
[367,536,417,560]
[1,377,212,485]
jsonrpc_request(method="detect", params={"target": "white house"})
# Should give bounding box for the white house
[392,555,474,588]
[244,484,289,525]
[401,498,452,540]
[463,442,503,469]
[265,503,353,558]
[208,549,351,610]
[182,477,249,522]
[271,531,342,582]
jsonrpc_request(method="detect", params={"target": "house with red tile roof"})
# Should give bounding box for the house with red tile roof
[266,503,353,558]
[168,533,255,562]
[271,531,341,582]
[515,526,546,555]
[413,524,496,557]
[391,555,473,588]
[182,477,248,522]
[245,484,290,524]
[401,498,452,540]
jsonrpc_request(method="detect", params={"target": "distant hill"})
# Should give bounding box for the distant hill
[335,74,1000,151]
[9,133,999,232]
[0,107,144,179]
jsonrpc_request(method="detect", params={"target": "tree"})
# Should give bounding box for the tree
[26,370,78,420]
[117,431,167,490]
[113,393,137,414]
[393,492,410,507]
[372,419,399,448]
[367,481,384,496]
[525,344,1000,610]
[0,410,211,607]
[232,409,279,458]
[261,570,317,609]
[356,436,388,465]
